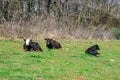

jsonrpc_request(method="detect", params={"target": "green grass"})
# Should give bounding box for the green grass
[0,39,120,80]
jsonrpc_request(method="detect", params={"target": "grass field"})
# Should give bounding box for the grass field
[0,39,120,80]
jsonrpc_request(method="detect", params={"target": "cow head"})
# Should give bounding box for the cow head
[95,44,100,50]
[44,38,53,45]
[24,39,32,46]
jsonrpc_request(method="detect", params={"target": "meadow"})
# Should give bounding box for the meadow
[0,39,120,80]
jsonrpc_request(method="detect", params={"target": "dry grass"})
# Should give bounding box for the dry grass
[0,16,117,40]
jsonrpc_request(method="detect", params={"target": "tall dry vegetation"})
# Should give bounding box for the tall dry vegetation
[0,0,120,40]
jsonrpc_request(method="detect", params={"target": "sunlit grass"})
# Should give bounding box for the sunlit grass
[0,39,120,80]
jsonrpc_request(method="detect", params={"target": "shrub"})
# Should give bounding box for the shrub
[112,28,120,39]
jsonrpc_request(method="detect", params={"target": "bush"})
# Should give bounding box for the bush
[113,28,120,39]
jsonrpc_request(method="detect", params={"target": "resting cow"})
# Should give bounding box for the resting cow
[44,38,62,49]
[85,44,100,57]
[23,39,43,51]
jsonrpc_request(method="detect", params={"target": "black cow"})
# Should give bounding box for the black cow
[23,39,43,51]
[85,44,100,57]
[44,38,62,49]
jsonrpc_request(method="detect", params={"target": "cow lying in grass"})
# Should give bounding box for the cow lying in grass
[85,44,100,57]
[23,39,43,51]
[44,38,62,49]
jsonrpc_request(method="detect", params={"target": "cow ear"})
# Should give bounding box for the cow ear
[44,38,47,40]
[23,39,26,41]
[96,44,98,46]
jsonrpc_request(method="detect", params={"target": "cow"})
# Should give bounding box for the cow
[23,39,43,51]
[85,44,100,57]
[44,38,62,49]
